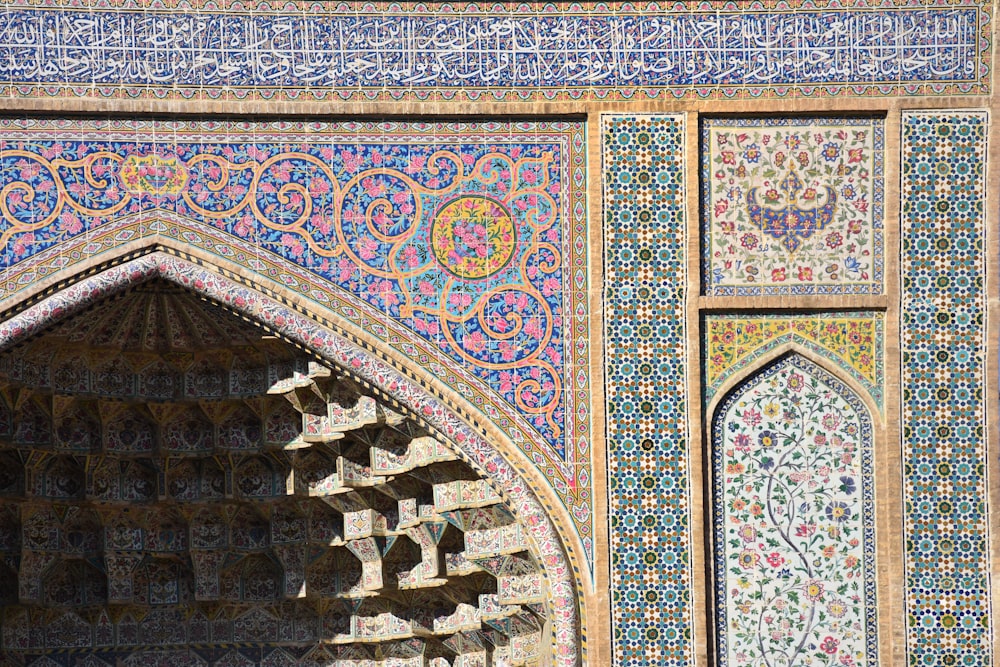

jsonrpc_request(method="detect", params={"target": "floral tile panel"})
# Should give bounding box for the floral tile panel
[704,313,884,410]
[713,354,877,667]
[703,117,884,296]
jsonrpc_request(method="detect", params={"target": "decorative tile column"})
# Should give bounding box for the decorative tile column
[900,111,991,666]
[603,113,690,666]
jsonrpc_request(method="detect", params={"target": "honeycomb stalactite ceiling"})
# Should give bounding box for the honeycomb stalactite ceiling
[0,278,550,666]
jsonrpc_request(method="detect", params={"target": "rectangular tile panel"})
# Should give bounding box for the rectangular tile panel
[603,113,689,666]
[900,111,990,665]
[711,353,879,667]
[0,2,989,101]
[702,117,884,296]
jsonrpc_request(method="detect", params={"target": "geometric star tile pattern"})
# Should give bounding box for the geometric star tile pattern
[702,117,884,296]
[900,111,990,666]
[603,113,690,667]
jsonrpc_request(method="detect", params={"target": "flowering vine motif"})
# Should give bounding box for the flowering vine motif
[704,315,883,409]
[0,122,578,455]
[713,355,876,667]
[703,118,883,296]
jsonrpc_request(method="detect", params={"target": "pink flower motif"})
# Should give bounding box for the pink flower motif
[498,341,518,361]
[341,150,363,173]
[795,524,816,538]
[498,370,520,393]
[523,317,544,340]
[766,552,784,567]
[59,211,83,234]
[418,280,436,297]
[462,331,487,353]
[337,257,357,282]
[362,177,386,198]
[822,413,842,430]
[742,409,762,427]
[403,155,426,175]
[357,237,378,260]
[280,233,304,258]
[12,232,34,257]
[448,292,473,309]
[820,636,839,655]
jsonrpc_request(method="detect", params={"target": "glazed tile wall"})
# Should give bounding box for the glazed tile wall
[0,1,989,102]
[702,117,884,296]
[712,354,878,667]
[704,313,884,410]
[603,113,689,666]
[0,119,595,573]
[900,111,991,665]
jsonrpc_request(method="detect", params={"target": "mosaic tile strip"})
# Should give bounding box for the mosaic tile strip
[0,118,594,570]
[0,252,582,666]
[901,111,990,665]
[0,1,990,101]
[603,113,689,666]
[704,313,884,409]
[712,354,878,667]
[702,117,884,296]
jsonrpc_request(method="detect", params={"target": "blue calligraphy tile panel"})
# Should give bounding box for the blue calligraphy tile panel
[0,1,989,101]
[603,114,690,666]
[901,111,991,665]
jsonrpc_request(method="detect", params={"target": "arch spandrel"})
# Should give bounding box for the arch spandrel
[705,338,885,427]
[0,252,581,666]
[0,113,595,580]
[710,353,878,667]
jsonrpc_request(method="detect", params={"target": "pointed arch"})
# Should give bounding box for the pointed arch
[709,352,878,667]
[0,249,580,666]
[706,339,883,424]
[0,220,589,592]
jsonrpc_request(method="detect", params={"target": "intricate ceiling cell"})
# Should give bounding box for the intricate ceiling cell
[0,278,553,665]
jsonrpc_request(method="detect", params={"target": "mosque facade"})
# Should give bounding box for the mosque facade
[0,2,993,666]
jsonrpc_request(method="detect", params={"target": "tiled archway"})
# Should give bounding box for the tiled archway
[0,252,579,667]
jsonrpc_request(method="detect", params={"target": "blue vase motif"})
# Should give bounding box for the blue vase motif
[746,170,837,253]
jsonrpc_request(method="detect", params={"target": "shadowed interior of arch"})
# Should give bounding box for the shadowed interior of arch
[0,276,552,665]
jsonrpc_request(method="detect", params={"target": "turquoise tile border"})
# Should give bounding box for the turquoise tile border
[901,111,991,665]
[603,113,690,666]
